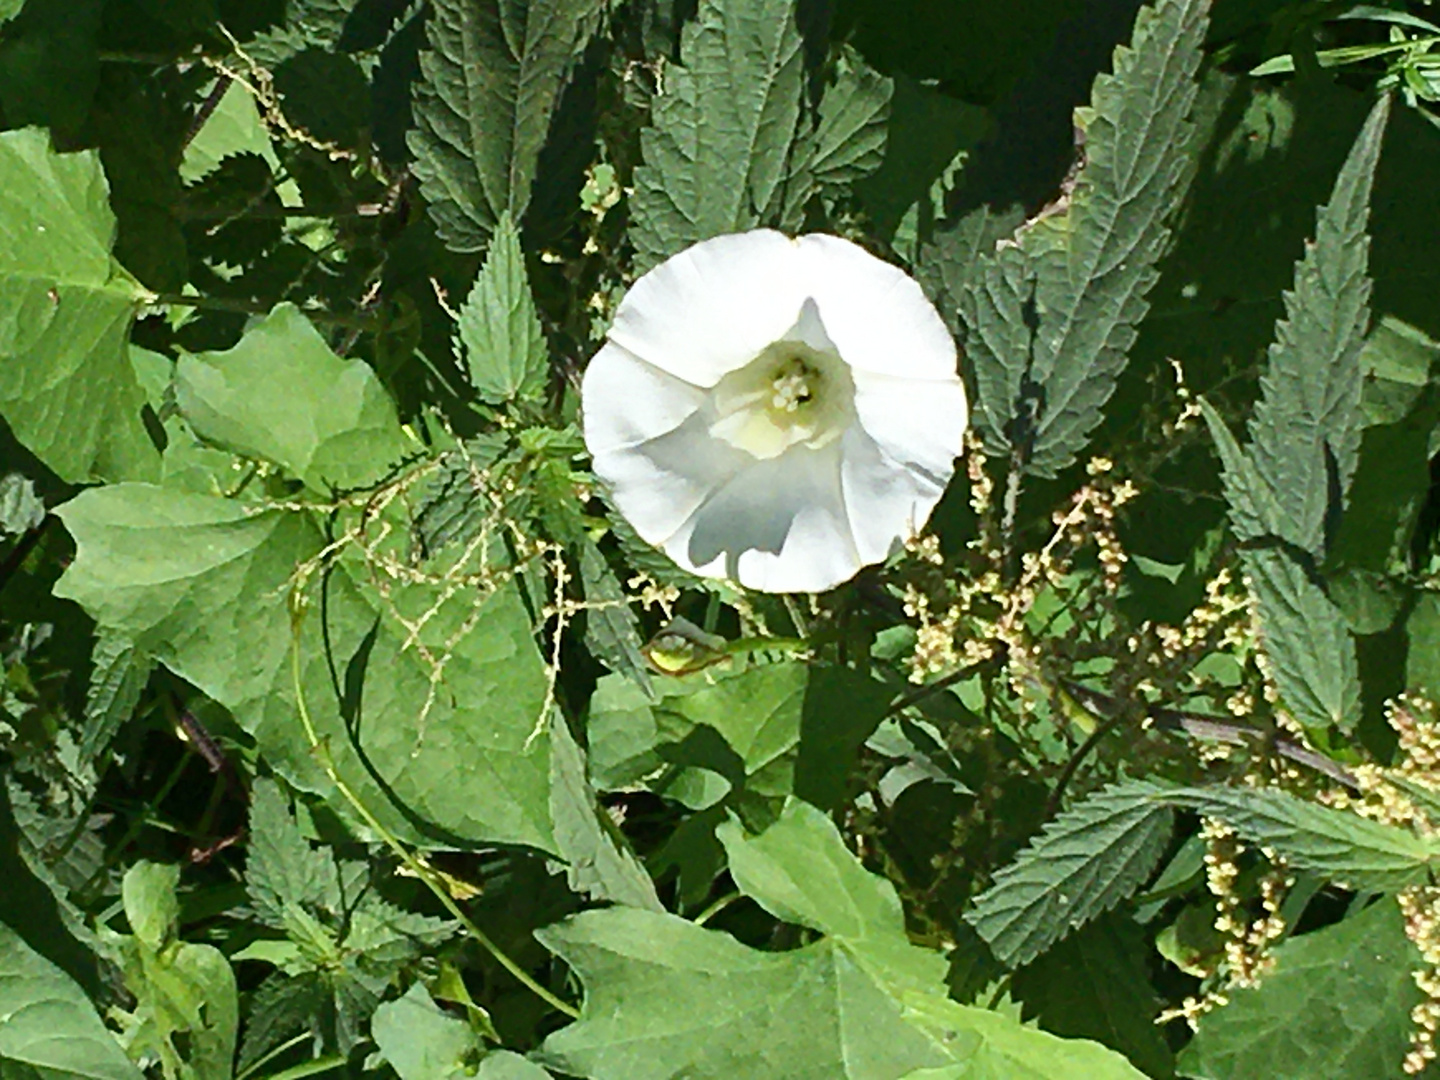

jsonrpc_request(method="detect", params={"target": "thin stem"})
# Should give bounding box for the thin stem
[288,609,580,1019]
[692,891,740,926]
[234,1032,311,1080]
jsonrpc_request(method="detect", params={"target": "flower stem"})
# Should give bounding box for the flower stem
[288,604,580,1020]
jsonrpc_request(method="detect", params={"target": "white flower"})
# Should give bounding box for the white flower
[582,229,968,593]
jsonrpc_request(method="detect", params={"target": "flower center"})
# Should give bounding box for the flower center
[706,299,854,461]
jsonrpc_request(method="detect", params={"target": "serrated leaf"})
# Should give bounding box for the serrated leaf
[371,983,482,1080]
[806,52,893,190]
[0,919,144,1080]
[180,81,279,183]
[628,0,806,272]
[1177,899,1421,1080]
[175,304,411,494]
[1241,547,1361,732]
[954,241,1037,459]
[578,538,653,695]
[965,781,1175,968]
[1245,95,1390,557]
[54,484,557,852]
[1166,784,1436,892]
[0,127,156,484]
[408,0,605,251]
[79,632,152,760]
[455,212,549,405]
[245,779,341,929]
[1198,400,1278,544]
[1019,0,1210,477]
[549,715,663,911]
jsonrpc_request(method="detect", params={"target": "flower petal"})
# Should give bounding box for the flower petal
[591,410,750,547]
[607,230,808,387]
[582,341,706,457]
[795,234,959,381]
[661,444,863,593]
[838,427,948,567]
[850,369,969,485]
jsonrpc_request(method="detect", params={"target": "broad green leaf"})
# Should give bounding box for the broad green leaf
[455,212,549,405]
[478,1052,554,1078]
[371,983,481,1080]
[1245,95,1390,556]
[588,661,808,802]
[408,0,605,251]
[54,484,557,852]
[245,779,341,929]
[1241,548,1361,732]
[0,920,142,1080]
[122,861,180,953]
[549,715,664,911]
[1011,914,1174,1079]
[1166,785,1437,892]
[0,127,156,484]
[175,304,410,494]
[965,781,1175,968]
[1177,900,1422,1080]
[793,666,896,812]
[628,0,806,272]
[0,0,22,25]
[180,80,279,183]
[539,805,1145,1079]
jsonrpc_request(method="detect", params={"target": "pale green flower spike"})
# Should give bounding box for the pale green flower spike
[582,229,968,593]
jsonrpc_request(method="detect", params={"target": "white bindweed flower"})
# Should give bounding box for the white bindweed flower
[582,229,968,593]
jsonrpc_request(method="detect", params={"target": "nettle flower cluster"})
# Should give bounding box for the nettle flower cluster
[583,230,968,593]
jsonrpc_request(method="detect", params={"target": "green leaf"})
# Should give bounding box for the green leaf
[122,861,180,953]
[407,0,605,251]
[0,919,143,1080]
[577,538,653,696]
[0,0,23,25]
[548,715,664,911]
[1165,785,1437,892]
[1177,900,1422,1080]
[1241,547,1361,733]
[805,51,894,191]
[477,1052,554,1078]
[54,484,557,852]
[628,0,806,272]
[454,212,549,405]
[180,80,279,183]
[1011,913,1174,1079]
[965,781,1175,968]
[1245,95,1390,556]
[244,779,340,929]
[371,983,481,1080]
[793,666,896,812]
[952,239,1035,462]
[0,127,156,484]
[175,304,411,494]
[79,631,152,760]
[538,802,1146,1079]
[0,474,44,536]
[957,0,1209,477]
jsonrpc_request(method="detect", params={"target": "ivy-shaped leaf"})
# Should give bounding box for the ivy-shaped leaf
[628,0,806,272]
[408,0,605,251]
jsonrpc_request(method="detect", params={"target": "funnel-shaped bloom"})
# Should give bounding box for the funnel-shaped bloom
[583,229,968,593]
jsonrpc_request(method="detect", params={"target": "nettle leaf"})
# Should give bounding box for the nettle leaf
[408,0,605,251]
[54,484,557,852]
[1166,785,1436,892]
[455,212,550,405]
[79,631,153,761]
[0,919,143,1080]
[1240,548,1361,732]
[1244,95,1390,557]
[578,538,653,696]
[965,781,1175,968]
[1178,900,1422,1080]
[0,127,156,484]
[245,779,342,929]
[628,0,806,272]
[175,304,411,494]
[954,0,1209,476]
[537,801,1144,1080]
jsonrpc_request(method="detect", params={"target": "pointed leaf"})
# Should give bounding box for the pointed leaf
[245,779,341,929]
[455,212,549,405]
[175,304,410,494]
[372,983,482,1080]
[1246,96,1390,556]
[0,127,155,484]
[965,781,1175,967]
[628,0,806,271]
[408,0,605,251]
